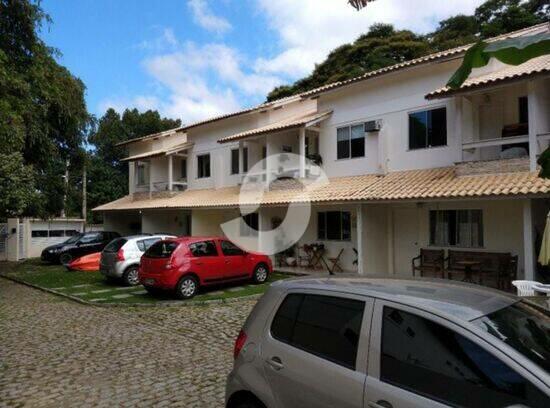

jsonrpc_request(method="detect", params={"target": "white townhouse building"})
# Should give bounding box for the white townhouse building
[95,23,550,285]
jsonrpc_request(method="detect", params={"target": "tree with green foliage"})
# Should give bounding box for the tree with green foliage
[0,0,91,219]
[429,15,480,51]
[86,108,181,222]
[268,24,430,101]
[475,0,548,38]
[270,0,548,101]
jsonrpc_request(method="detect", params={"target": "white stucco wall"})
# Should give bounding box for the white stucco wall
[141,210,191,236]
[317,59,463,175]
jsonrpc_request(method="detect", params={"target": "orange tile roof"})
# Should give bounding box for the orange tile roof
[115,127,186,147]
[120,141,194,162]
[94,167,550,211]
[355,167,550,201]
[217,111,332,144]
[426,54,550,99]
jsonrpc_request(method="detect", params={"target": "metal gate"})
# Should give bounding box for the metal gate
[0,223,6,260]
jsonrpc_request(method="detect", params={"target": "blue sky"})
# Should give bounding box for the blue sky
[40,0,484,124]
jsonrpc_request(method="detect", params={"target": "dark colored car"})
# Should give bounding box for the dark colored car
[41,231,120,265]
[138,236,272,299]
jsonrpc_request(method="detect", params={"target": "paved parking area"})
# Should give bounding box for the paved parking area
[0,278,256,407]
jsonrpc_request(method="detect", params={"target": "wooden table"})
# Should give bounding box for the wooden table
[455,260,482,283]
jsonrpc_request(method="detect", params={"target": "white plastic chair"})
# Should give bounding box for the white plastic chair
[533,283,550,297]
[511,280,542,297]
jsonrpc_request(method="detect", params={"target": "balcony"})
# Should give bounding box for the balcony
[454,78,550,171]
[218,111,332,188]
[126,141,193,197]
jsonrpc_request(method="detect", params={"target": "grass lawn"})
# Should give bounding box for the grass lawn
[0,259,289,305]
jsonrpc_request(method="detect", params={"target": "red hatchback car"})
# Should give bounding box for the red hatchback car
[138,236,272,299]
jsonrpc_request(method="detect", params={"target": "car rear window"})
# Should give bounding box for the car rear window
[270,294,364,369]
[103,238,127,252]
[144,241,179,258]
[136,238,161,252]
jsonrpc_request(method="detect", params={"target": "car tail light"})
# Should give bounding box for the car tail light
[233,329,247,360]
[117,248,125,261]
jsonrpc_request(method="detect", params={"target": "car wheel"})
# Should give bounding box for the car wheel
[175,275,198,300]
[60,253,73,266]
[252,264,269,284]
[122,266,140,286]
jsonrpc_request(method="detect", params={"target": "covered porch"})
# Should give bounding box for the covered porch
[360,197,550,290]
[427,60,550,172]
[102,208,192,236]
[189,203,361,275]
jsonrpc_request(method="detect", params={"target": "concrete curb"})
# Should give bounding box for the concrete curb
[0,274,264,308]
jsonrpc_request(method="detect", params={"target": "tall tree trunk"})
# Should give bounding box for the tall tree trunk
[82,163,87,231]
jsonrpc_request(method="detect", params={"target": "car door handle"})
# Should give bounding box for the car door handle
[195,261,203,265]
[266,356,284,371]
[368,401,393,408]
[224,259,230,264]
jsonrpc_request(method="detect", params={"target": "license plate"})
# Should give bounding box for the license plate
[144,278,155,285]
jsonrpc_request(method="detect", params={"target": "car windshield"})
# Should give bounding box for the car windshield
[472,301,550,372]
[64,233,83,244]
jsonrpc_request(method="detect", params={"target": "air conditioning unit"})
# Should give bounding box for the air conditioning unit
[364,120,381,133]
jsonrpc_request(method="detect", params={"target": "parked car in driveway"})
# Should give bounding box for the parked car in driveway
[100,234,176,286]
[139,236,272,299]
[41,231,120,265]
[226,278,550,408]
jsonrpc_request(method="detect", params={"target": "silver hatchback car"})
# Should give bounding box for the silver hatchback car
[100,234,175,286]
[226,277,550,408]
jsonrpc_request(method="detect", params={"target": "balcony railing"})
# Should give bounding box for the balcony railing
[462,134,529,150]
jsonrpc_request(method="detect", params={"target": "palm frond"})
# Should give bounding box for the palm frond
[349,0,375,11]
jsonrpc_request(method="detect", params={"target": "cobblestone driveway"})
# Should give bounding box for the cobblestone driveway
[0,278,256,407]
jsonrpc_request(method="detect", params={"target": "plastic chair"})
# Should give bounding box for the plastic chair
[533,283,550,296]
[511,280,542,297]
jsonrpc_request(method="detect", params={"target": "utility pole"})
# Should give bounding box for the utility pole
[82,162,87,231]
[60,159,70,218]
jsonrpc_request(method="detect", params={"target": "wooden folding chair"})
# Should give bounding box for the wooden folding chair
[327,249,344,274]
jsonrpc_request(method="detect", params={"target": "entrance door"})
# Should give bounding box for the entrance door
[393,207,419,277]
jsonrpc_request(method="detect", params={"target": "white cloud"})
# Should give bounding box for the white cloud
[135,27,179,52]
[254,0,484,78]
[187,0,232,34]
[116,41,282,123]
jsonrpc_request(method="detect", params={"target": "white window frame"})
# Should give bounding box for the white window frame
[407,105,448,151]
[336,123,365,160]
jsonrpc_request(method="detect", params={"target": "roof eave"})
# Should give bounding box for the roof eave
[426,70,550,100]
